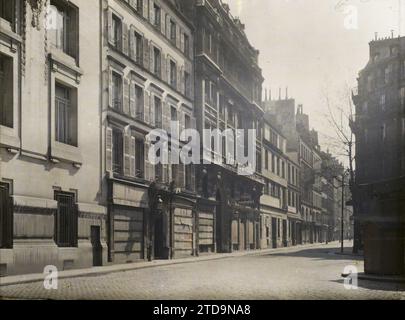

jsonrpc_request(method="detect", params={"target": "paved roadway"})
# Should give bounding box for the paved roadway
[1,242,404,300]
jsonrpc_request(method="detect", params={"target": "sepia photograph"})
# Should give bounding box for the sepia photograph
[0,0,404,306]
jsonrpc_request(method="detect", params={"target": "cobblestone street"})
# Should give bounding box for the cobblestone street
[1,242,404,300]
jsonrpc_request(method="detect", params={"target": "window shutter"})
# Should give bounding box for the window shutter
[160,10,166,35]
[178,65,183,93]
[123,78,130,115]
[106,127,113,173]
[143,38,149,70]
[130,81,136,118]
[166,55,170,84]
[165,14,170,38]
[144,91,150,124]
[149,0,155,24]
[150,44,154,73]
[129,27,135,60]
[178,164,185,189]
[176,25,181,49]
[190,165,196,192]
[162,101,170,132]
[108,68,113,108]
[124,134,131,176]
[122,23,129,56]
[161,56,167,82]
[143,0,149,19]
[107,9,113,45]
[145,141,155,181]
[180,29,184,52]
[180,111,185,138]
[150,94,155,126]
[130,136,136,177]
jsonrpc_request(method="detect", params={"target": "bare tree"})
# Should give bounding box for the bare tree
[321,83,361,253]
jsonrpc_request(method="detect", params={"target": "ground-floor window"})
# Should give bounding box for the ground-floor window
[54,191,78,247]
[0,182,13,248]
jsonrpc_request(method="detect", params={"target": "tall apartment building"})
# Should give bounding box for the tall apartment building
[182,0,265,253]
[351,35,405,275]
[0,0,106,276]
[265,96,332,245]
[260,115,293,249]
[101,0,196,263]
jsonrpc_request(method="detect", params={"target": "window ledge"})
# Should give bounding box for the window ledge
[0,19,21,43]
[51,141,83,165]
[0,125,20,150]
[49,49,82,82]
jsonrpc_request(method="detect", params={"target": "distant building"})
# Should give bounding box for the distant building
[351,35,405,275]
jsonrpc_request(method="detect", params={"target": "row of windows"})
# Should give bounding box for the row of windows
[109,11,192,98]
[300,143,313,165]
[204,80,259,133]
[263,150,287,180]
[360,88,405,115]
[287,190,299,209]
[109,70,193,133]
[365,59,405,92]
[202,24,261,103]
[107,127,194,190]
[361,119,405,144]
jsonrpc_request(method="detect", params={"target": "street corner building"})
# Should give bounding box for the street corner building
[0,0,354,277]
[0,0,107,276]
[351,35,405,276]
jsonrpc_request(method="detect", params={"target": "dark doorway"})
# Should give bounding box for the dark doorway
[0,182,13,249]
[282,220,287,247]
[154,212,166,259]
[91,226,102,266]
[215,191,222,252]
[271,217,277,248]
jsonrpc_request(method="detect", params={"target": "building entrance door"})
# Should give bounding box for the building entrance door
[282,220,287,247]
[271,218,277,248]
[91,226,102,266]
[154,212,166,259]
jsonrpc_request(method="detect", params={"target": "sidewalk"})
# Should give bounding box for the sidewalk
[0,242,333,287]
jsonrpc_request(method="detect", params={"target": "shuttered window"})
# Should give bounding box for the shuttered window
[0,183,13,249]
[112,72,123,111]
[112,128,124,174]
[55,192,77,248]
[135,139,145,178]
[112,14,122,51]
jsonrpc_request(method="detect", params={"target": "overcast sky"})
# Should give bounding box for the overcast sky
[224,0,404,159]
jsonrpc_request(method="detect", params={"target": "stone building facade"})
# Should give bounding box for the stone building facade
[0,0,107,276]
[181,0,265,253]
[260,115,290,249]
[101,0,196,263]
[352,35,405,275]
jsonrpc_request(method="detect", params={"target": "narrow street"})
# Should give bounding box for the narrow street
[1,242,404,300]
